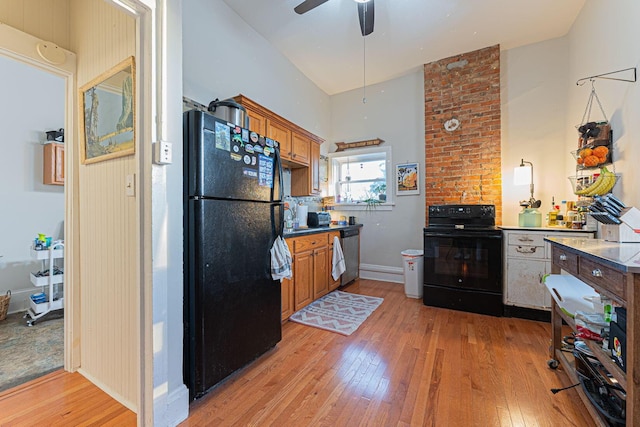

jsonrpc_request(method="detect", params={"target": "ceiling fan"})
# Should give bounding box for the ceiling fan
[294,0,375,36]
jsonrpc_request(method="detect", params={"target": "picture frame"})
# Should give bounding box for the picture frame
[79,56,135,164]
[396,162,419,196]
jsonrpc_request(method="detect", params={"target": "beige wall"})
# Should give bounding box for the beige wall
[0,0,70,50]
[68,0,139,411]
[1,0,144,415]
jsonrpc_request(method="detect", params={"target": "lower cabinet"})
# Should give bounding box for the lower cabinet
[282,231,341,321]
[503,229,594,311]
[281,276,294,321]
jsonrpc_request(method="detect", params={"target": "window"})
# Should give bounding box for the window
[328,146,392,209]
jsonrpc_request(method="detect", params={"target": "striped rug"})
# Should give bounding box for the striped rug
[289,290,383,336]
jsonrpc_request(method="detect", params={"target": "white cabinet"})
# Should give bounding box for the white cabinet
[26,242,64,325]
[503,229,593,311]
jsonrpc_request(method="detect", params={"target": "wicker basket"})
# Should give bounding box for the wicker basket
[0,290,10,321]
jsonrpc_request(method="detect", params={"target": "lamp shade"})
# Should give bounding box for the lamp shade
[514,165,532,185]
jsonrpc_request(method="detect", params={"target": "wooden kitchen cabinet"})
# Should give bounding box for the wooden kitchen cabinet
[43,142,64,185]
[266,119,292,162]
[246,108,266,135]
[284,232,337,315]
[503,229,594,315]
[233,94,324,170]
[290,141,321,196]
[293,247,314,311]
[281,275,295,321]
[290,132,310,166]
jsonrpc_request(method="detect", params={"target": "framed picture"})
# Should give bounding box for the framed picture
[80,56,135,164]
[396,162,419,196]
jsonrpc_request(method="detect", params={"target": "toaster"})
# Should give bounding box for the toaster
[307,211,331,228]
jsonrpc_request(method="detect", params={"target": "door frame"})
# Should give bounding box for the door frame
[0,22,79,371]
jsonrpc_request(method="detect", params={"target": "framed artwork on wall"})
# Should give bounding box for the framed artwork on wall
[79,56,135,164]
[396,162,419,196]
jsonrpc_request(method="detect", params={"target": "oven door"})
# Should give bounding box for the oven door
[423,230,502,292]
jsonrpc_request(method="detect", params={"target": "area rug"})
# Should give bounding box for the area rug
[289,291,383,336]
[0,311,63,392]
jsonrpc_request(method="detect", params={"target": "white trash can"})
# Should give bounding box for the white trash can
[401,249,424,298]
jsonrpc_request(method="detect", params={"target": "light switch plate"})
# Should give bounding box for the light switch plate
[154,141,173,164]
[125,174,135,197]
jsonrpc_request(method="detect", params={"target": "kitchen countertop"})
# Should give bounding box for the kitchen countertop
[499,225,595,232]
[283,223,363,238]
[545,237,640,273]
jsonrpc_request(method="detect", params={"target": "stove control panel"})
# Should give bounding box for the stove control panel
[429,204,495,219]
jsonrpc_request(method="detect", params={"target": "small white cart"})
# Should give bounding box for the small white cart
[25,241,64,326]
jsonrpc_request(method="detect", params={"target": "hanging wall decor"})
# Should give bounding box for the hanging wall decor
[396,162,419,196]
[79,56,136,164]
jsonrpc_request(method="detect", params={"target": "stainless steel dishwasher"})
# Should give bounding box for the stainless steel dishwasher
[340,228,360,286]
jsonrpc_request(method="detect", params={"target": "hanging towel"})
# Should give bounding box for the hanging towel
[270,236,292,282]
[332,236,346,281]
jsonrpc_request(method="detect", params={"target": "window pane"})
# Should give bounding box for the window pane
[341,160,384,181]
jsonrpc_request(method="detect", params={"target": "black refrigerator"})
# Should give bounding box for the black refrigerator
[183,109,283,400]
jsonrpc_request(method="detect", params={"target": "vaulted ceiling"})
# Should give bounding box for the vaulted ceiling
[223,0,586,95]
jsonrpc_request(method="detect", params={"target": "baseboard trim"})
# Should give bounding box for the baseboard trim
[155,383,189,426]
[359,263,404,283]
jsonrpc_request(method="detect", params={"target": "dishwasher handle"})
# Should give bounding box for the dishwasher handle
[340,228,359,238]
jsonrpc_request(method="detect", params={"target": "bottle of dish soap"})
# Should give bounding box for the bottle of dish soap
[548,197,557,226]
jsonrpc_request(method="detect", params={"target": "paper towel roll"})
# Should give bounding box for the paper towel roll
[297,205,308,227]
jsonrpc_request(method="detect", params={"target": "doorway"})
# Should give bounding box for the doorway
[0,54,66,390]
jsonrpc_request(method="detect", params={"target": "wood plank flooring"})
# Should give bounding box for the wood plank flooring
[0,280,594,426]
[182,280,594,426]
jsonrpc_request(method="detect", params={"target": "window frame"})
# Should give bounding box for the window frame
[327,146,393,211]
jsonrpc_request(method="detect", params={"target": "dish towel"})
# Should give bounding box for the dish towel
[332,236,346,281]
[270,236,292,282]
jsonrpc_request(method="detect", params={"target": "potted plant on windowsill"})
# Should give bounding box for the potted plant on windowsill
[370,182,386,202]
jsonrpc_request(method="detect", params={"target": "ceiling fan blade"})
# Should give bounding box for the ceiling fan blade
[294,0,330,15]
[357,0,375,36]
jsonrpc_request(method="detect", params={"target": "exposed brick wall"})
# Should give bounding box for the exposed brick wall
[424,45,502,225]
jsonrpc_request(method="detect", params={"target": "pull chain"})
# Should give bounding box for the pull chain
[362,32,367,104]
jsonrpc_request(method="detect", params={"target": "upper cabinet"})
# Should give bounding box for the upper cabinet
[290,132,310,166]
[43,143,64,185]
[233,94,324,196]
[246,109,267,135]
[266,119,293,162]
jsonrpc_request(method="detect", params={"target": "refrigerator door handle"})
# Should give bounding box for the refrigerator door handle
[272,203,284,239]
[272,143,284,202]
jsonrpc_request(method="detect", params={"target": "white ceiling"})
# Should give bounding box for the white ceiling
[223,0,586,95]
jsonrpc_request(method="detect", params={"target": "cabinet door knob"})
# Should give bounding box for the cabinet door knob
[592,269,603,277]
[559,254,567,261]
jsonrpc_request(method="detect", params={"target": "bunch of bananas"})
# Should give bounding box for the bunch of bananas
[575,167,617,196]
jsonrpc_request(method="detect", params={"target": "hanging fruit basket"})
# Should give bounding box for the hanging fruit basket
[575,81,613,153]
[568,167,620,197]
[572,145,611,169]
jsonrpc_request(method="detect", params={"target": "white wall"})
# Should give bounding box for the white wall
[565,0,640,208]
[329,71,426,280]
[501,36,571,225]
[0,55,65,313]
[182,0,331,140]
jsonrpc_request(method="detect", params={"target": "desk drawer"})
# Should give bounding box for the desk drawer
[578,257,626,302]
[552,247,578,275]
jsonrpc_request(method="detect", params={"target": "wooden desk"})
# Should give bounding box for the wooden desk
[546,237,640,426]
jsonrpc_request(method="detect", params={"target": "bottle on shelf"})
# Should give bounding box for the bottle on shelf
[548,196,558,226]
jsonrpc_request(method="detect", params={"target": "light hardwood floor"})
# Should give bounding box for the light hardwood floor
[0,279,594,426]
